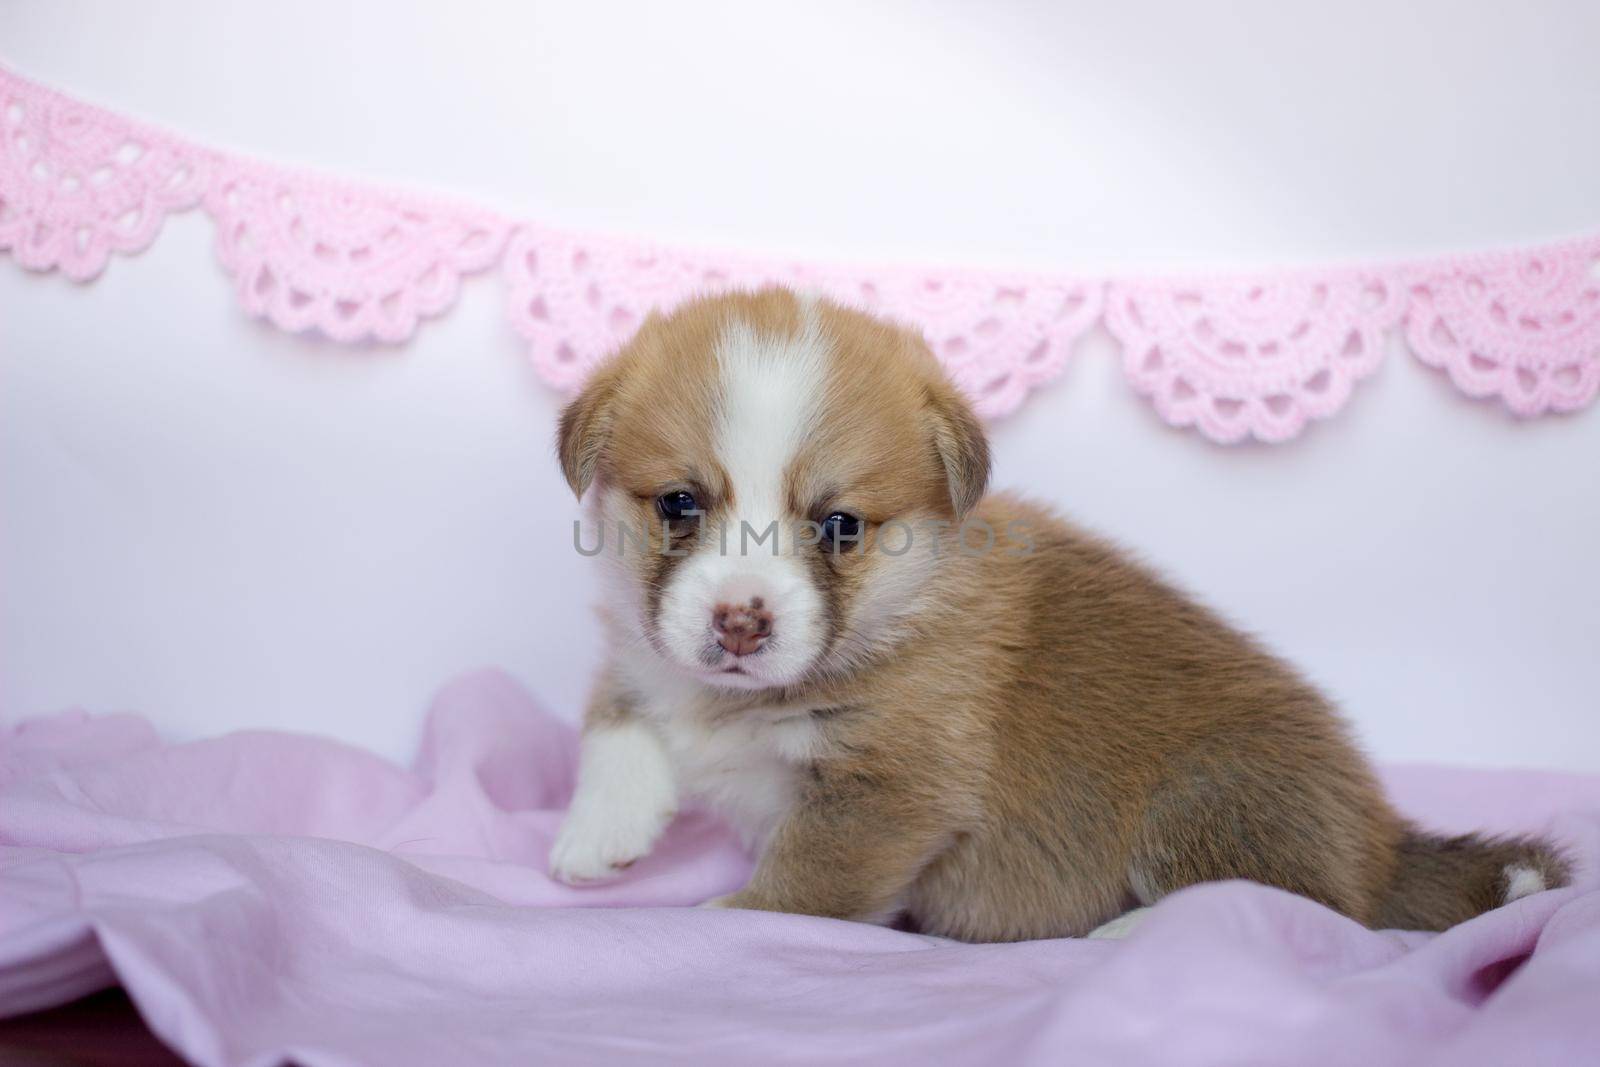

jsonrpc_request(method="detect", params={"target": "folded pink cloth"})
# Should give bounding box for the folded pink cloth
[2,669,1597,1066]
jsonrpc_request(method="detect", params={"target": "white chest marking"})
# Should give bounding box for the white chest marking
[642,690,822,848]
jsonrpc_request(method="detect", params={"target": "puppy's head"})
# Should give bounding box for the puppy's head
[558,288,988,691]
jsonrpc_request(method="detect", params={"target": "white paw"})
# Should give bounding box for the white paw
[549,800,675,884]
[548,722,679,886]
[1087,906,1151,940]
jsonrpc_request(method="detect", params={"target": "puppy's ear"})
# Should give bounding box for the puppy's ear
[925,381,990,519]
[556,358,626,499]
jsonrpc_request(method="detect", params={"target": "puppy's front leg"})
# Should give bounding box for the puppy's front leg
[711,761,954,924]
[549,698,678,885]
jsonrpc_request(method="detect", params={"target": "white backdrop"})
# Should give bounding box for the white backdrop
[3,1,1598,771]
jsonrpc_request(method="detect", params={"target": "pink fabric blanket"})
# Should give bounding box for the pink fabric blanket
[2,670,1597,1066]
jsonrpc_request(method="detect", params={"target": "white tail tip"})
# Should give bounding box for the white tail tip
[1504,864,1547,904]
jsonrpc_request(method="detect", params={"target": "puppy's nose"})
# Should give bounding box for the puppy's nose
[713,597,772,657]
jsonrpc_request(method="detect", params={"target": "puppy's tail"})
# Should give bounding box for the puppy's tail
[1375,823,1572,931]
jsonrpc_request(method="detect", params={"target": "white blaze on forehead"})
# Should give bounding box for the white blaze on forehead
[647,300,833,690]
[713,299,830,519]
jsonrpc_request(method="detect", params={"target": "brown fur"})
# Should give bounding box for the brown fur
[557,287,1571,940]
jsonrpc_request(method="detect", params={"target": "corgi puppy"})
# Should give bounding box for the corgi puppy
[547,287,1568,941]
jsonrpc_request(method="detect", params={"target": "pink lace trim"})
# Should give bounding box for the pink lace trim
[207,164,509,344]
[503,226,1101,419]
[1404,234,1600,417]
[3,65,1598,441]
[0,71,207,281]
[1105,272,1404,444]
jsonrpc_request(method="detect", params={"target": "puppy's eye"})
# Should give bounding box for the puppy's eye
[820,512,863,550]
[657,491,700,521]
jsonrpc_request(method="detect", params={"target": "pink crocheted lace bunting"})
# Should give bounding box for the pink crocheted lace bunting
[3,65,1598,440]
[1403,234,1600,417]
[503,226,1102,420]
[1105,272,1404,444]
[206,165,509,344]
[0,72,207,282]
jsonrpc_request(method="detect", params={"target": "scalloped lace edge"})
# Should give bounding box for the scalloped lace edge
[3,65,1597,443]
